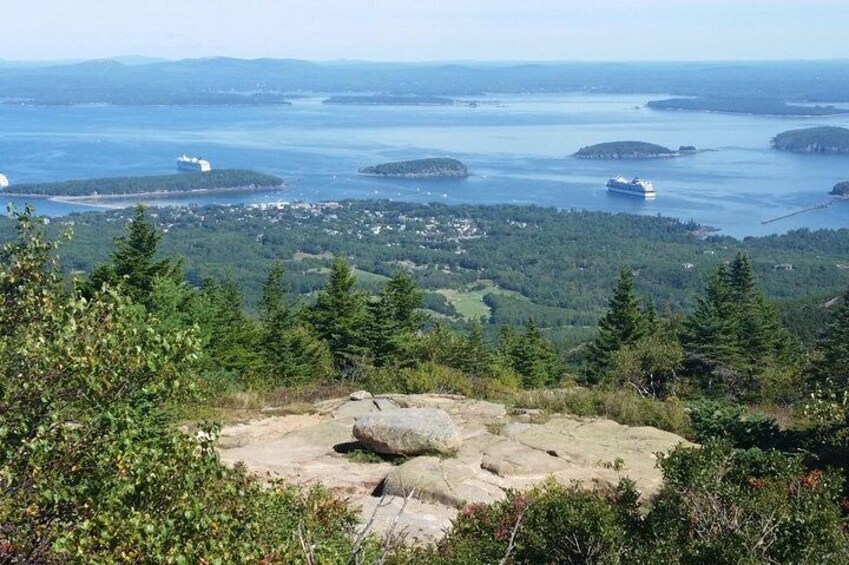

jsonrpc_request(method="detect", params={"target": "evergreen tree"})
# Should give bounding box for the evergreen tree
[256,262,331,385]
[683,265,742,366]
[461,318,493,377]
[728,252,790,364]
[366,270,427,366]
[500,319,562,388]
[88,205,181,307]
[810,286,849,395]
[586,269,649,380]
[199,277,261,375]
[309,258,369,368]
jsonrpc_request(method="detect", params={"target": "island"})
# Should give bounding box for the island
[647,97,849,117]
[772,126,849,154]
[358,158,469,179]
[323,95,457,106]
[5,169,285,198]
[830,181,849,196]
[574,141,691,159]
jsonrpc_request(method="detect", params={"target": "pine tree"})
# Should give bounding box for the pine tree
[810,287,849,395]
[366,270,426,366]
[88,205,181,307]
[683,265,742,366]
[586,269,649,380]
[309,258,369,367]
[461,318,493,377]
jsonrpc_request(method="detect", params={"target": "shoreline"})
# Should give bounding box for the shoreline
[7,184,286,207]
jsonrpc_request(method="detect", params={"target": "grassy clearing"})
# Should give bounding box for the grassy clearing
[435,281,529,320]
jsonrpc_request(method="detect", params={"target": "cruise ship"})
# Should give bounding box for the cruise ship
[0,173,9,189]
[176,155,212,173]
[606,176,656,199]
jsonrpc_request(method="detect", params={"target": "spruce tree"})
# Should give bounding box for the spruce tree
[810,286,849,395]
[88,205,181,307]
[586,269,649,379]
[309,258,369,367]
[683,265,742,366]
[461,318,493,377]
[366,270,426,366]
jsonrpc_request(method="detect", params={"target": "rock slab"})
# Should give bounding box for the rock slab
[353,408,462,456]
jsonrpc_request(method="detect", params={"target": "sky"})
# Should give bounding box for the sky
[2,0,848,62]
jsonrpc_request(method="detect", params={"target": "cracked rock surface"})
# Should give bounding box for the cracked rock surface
[218,393,692,543]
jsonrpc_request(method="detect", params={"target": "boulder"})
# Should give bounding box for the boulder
[353,408,462,456]
[350,390,373,401]
[382,456,503,507]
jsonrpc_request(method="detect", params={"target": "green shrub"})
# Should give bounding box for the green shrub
[364,362,474,396]
[686,399,782,449]
[513,387,693,437]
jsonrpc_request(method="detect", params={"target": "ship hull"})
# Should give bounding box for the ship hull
[607,186,656,199]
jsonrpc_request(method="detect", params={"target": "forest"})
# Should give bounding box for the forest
[647,97,849,116]
[5,169,284,196]
[1,202,848,562]
[772,126,849,153]
[358,158,469,178]
[8,200,847,349]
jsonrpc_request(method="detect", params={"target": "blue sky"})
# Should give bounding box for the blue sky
[2,0,847,61]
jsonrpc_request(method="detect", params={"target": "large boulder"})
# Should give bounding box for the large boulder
[353,408,462,456]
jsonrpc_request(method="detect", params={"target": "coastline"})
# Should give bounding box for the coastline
[7,183,286,208]
[358,172,469,179]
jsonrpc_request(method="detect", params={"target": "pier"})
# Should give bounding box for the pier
[761,198,842,225]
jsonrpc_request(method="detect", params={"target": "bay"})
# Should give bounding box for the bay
[1,93,848,237]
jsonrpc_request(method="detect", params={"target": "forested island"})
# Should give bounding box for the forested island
[772,126,849,154]
[647,97,849,116]
[830,181,849,196]
[575,141,688,159]
[322,95,458,106]
[5,169,285,197]
[359,158,469,178]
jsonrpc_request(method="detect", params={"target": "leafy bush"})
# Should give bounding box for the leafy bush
[686,399,782,449]
[0,208,372,563]
[364,362,474,396]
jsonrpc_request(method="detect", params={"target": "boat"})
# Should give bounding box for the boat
[176,155,212,173]
[606,176,656,199]
[0,173,8,189]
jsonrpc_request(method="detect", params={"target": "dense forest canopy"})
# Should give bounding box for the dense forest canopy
[772,126,849,154]
[2,201,848,347]
[575,141,677,158]
[359,158,469,178]
[5,169,284,196]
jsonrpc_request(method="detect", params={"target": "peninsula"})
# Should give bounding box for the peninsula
[772,126,849,154]
[359,158,469,179]
[575,141,691,159]
[6,169,285,198]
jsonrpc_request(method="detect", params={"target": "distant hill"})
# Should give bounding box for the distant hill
[6,169,284,197]
[4,58,849,105]
[359,158,469,178]
[772,126,849,154]
[575,141,679,159]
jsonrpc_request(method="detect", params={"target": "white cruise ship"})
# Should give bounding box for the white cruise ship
[0,173,9,189]
[606,176,656,199]
[177,155,212,173]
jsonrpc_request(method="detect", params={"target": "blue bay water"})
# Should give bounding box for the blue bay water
[1,94,848,237]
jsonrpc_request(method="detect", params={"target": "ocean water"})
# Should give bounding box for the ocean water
[1,94,848,238]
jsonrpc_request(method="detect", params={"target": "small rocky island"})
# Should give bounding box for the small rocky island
[359,158,469,179]
[6,169,285,198]
[830,181,849,196]
[772,126,849,154]
[575,141,694,159]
